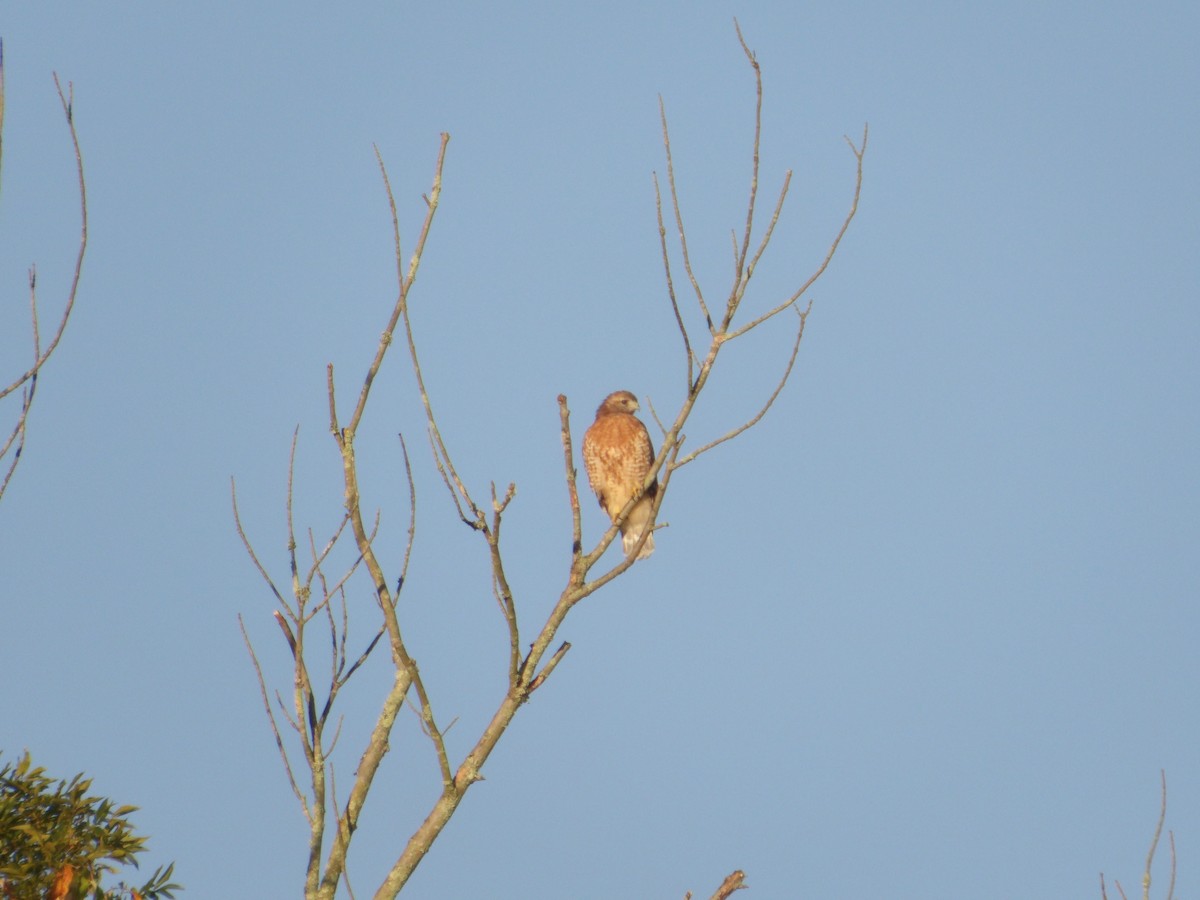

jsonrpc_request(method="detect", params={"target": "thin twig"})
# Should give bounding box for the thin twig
[0,375,33,500]
[730,19,761,292]
[1165,831,1176,900]
[725,126,866,341]
[409,663,454,789]
[736,171,790,304]
[1,76,87,402]
[239,615,308,821]
[346,139,448,435]
[309,517,358,619]
[315,137,452,900]
[659,96,714,334]
[287,428,303,620]
[426,425,475,527]
[341,625,385,684]
[557,395,584,571]
[0,72,88,503]
[1142,771,1168,900]
[654,170,697,387]
[231,478,289,609]
[327,766,356,900]
[527,642,570,694]
[674,302,811,468]
[488,482,522,685]
[645,395,668,437]
[379,137,482,529]
[394,433,417,599]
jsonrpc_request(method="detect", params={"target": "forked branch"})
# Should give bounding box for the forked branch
[655,20,866,476]
[725,126,866,342]
[0,65,88,503]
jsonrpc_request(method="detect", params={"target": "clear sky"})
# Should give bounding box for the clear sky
[2,2,1197,898]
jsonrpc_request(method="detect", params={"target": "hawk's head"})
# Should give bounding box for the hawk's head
[596,390,640,418]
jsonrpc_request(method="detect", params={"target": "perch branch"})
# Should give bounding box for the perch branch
[557,395,584,573]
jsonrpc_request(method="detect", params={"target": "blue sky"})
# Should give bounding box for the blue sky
[2,2,1197,898]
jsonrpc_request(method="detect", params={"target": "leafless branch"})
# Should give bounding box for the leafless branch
[0,66,88,503]
[394,432,418,598]
[650,28,866,482]
[685,869,748,900]
[659,96,714,334]
[558,395,584,570]
[1141,771,1168,900]
[736,171,790,304]
[239,614,308,820]
[344,140,447,437]
[673,302,811,469]
[711,869,748,900]
[286,429,306,624]
[527,641,570,694]
[311,138,453,900]
[327,766,356,900]
[725,126,866,342]
[1165,831,1176,900]
[407,662,454,789]
[1101,771,1176,900]
[489,481,522,685]
[654,171,697,388]
[377,138,485,533]
[231,478,289,609]
[731,19,761,289]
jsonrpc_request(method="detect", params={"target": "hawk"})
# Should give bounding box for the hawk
[582,390,658,560]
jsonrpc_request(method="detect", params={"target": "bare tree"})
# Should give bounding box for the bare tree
[235,23,865,899]
[0,43,89,503]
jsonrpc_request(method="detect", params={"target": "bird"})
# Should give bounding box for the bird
[581,390,658,560]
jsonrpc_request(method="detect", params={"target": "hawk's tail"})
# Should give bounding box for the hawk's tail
[622,529,654,560]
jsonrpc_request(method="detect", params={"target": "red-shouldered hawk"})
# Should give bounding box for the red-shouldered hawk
[582,390,658,560]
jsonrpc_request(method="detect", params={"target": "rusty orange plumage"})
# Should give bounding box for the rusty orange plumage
[582,390,658,559]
